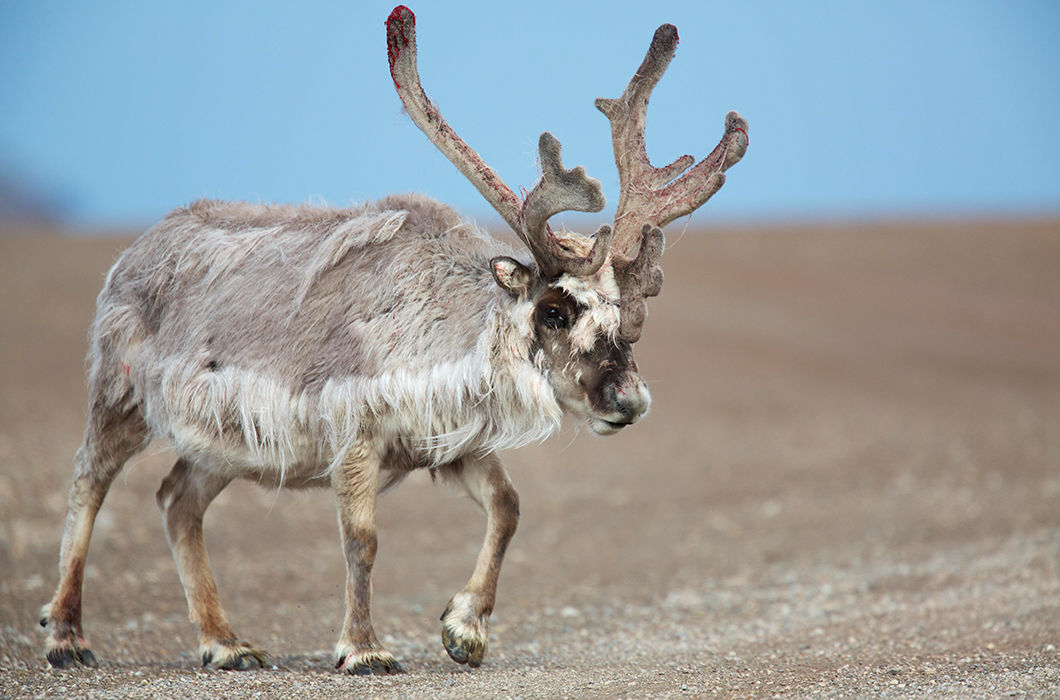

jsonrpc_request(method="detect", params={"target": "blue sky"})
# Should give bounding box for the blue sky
[1,1,1058,229]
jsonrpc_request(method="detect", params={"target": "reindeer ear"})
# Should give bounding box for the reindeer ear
[490,256,535,298]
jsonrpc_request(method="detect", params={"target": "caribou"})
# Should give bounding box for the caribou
[41,5,747,675]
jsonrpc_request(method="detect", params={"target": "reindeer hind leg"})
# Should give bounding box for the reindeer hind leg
[42,400,149,669]
[156,458,269,670]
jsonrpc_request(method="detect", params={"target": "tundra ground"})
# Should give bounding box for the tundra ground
[1,218,1057,697]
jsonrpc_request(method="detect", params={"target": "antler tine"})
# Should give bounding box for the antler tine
[520,132,612,278]
[596,24,749,264]
[615,224,664,343]
[386,6,524,237]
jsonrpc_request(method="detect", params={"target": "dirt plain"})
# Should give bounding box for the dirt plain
[0,217,1057,698]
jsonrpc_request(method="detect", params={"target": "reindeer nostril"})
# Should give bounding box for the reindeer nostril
[608,379,650,424]
[608,387,634,420]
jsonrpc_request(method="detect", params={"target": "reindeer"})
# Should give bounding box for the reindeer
[40,5,746,675]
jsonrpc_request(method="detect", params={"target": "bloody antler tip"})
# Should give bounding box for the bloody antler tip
[386,6,416,77]
[386,6,415,41]
[726,111,750,151]
[387,5,415,27]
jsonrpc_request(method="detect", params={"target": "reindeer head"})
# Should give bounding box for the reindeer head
[386,6,747,434]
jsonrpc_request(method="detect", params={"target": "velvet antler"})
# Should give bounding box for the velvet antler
[519,133,612,278]
[596,23,748,340]
[387,6,610,279]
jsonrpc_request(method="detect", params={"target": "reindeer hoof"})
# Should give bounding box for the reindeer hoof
[45,641,98,669]
[440,593,488,668]
[336,650,404,675]
[200,641,270,670]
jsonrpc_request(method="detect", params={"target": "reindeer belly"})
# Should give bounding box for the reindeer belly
[138,360,495,487]
[164,407,330,488]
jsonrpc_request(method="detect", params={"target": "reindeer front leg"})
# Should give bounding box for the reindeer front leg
[331,439,403,675]
[438,454,519,667]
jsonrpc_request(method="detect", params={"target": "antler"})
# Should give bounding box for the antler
[520,133,612,278]
[386,5,523,234]
[596,23,749,340]
[387,6,609,278]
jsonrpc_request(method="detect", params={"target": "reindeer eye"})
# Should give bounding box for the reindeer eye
[543,306,568,330]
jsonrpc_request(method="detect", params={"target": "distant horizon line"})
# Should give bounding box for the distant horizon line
[4,206,1058,239]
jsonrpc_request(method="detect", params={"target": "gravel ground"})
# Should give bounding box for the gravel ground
[1,219,1058,698]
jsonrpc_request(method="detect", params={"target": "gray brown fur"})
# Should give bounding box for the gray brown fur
[41,5,745,675]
